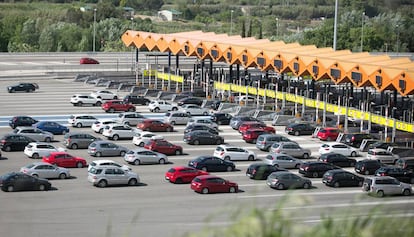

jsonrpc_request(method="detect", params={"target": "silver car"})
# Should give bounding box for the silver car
[270,142,312,159]
[362,176,412,197]
[266,171,312,190]
[264,153,304,169]
[67,114,98,128]
[116,112,146,126]
[20,162,70,179]
[63,132,101,149]
[13,126,54,142]
[88,141,129,157]
[88,165,139,188]
[88,159,131,172]
[186,118,219,130]
[124,148,168,165]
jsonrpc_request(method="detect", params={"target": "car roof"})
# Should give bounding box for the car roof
[91,159,117,164]
[194,174,219,180]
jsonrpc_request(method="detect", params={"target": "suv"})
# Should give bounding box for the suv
[7,82,38,93]
[67,114,98,128]
[322,170,364,187]
[354,159,384,175]
[9,116,38,129]
[177,97,203,106]
[367,148,399,164]
[213,145,256,161]
[123,94,150,105]
[116,112,146,126]
[285,123,316,136]
[343,133,376,148]
[148,100,178,113]
[88,166,139,188]
[270,142,311,159]
[101,100,136,113]
[63,133,101,149]
[211,113,232,125]
[102,124,138,140]
[316,127,340,141]
[164,111,191,125]
[256,134,294,151]
[395,157,414,171]
[298,161,340,178]
[70,94,102,106]
[375,166,414,184]
[362,176,412,197]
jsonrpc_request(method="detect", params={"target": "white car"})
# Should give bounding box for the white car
[68,114,98,128]
[124,148,168,165]
[91,119,118,133]
[24,142,66,159]
[88,159,131,172]
[319,142,359,157]
[234,95,260,103]
[13,126,54,142]
[179,104,210,116]
[102,124,141,140]
[90,90,118,100]
[213,145,256,161]
[186,118,219,130]
[132,131,163,147]
[70,94,102,106]
[148,100,178,113]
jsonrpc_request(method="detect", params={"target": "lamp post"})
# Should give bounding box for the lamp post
[396,24,400,54]
[230,10,234,35]
[360,11,365,52]
[333,0,338,50]
[276,18,279,38]
[93,8,97,52]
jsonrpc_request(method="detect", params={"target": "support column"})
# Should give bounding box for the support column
[135,48,139,85]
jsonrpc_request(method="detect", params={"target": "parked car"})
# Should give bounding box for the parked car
[116,112,146,126]
[90,90,117,100]
[184,124,218,135]
[246,163,287,180]
[318,153,357,167]
[319,142,359,157]
[143,139,183,156]
[88,166,139,188]
[24,142,65,159]
[80,57,99,64]
[67,114,98,128]
[368,141,398,151]
[242,129,271,143]
[266,171,312,190]
[322,169,364,187]
[238,121,275,134]
[70,94,102,106]
[91,119,117,134]
[211,113,232,125]
[165,166,209,184]
[7,82,38,93]
[179,104,209,116]
[186,118,219,130]
[191,175,238,194]
[209,100,221,110]
[13,126,54,142]
[33,121,69,135]
[256,134,294,151]
[0,172,51,192]
[123,148,168,165]
[375,166,414,184]
[188,156,235,172]
[148,100,179,112]
[137,119,174,132]
[343,133,376,148]
[0,134,36,152]
[9,115,38,129]
[316,127,341,141]
[88,159,131,172]
[88,141,128,157]
[164,111,192,125]
[355,159,384,175]
[285,122,316,136]
[298,161,341,178]
[101,100,136,113]
[395,157,414,171]
[102,124,139,140]
[20,162,70,179]
[132,131,162,147]
[184,130,224,145]
[362,176,412,197]
[177,97,203,106]
[234,95,258,104]
[264,153,304,169]
[63,133,101,149]
[270,142,312,159]
[42,152,87,168]
[366,148,399,164]
[213,145,256,161]
[230,116,263,130]
[123,94,150,105]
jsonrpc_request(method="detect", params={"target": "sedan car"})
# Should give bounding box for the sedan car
[318,152,357,167]
[285,123,316,136]
[165,166,209,184]
[238,121,275,134]
[80,57,99,64]
[270,142,312,159]
[264,153,304,169]
[318,142,359,157]
[88,141,129,157]
[0,134,36,152]
[143,139,182,156]
[191,175,238,194]
[0,172,51,192]
[20,162,70,179]
[299,161,341,178]
[322,169,364,187]
[90,90,118,100]
[186,118,219,130]
[184,124,219,135]
[179,104,209,116]
[101,100,135,113]
[42,152,87,168]
[7,82,38,93]
[183,130,224,145]
[137,119,174,132]
[123,148,168,165]
[24,142,65,159]
[33,121,69,135]
[188,155,235,172]
[213,145,256,161]
[13,126,54,142]
[88,166,139,188]
[266,171,312,190]
[88,159,131,172]
[246,163,287,180]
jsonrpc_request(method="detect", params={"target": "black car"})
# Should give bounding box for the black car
[0,172,51,192]
[318,153,357,167]
[9,115,38,129]
[343,133,376,148]
[7,82,38,93]
[177,97,203,106]
[123,94,151,105]
[183,130,224,145]
[246,163,287,180]
[368,141,398,150]
[0,134,36,152]
[211,113,232,125]
[209,100,222,110]
[375,166,414,184]
[188,155,235,172]
[322,170,364,187]
[285,123,316,136]
[184,124,219,135]
[298,161,341,178]
[355,159,384,175]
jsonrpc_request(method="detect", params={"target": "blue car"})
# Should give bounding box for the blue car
[33,121,69,135]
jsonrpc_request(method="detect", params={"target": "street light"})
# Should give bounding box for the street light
[93,8,97,52]
[396,24,400,54]
[276,18,279,38]
[230,10,234,35]
[360,11,365,52]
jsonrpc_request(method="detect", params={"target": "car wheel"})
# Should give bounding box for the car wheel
[159,158,166,164]
[333,182,340,188]
[312,172,319,178]
[201,187,209,194]
[93,152,101,157]
[170,121,176,125]
[62,130,67,135]
[224,156,231,161]
[9,89,14,93]
[97,180,107,188]
[203,112,208,115]
[145,101,150,105]
[98,128,104,134]
[303,182,311,189]
[133,159,140,165]
[128,107,135,112]
[229,187,236,193]
[124,121,130,126]
[294,131,300,136]
[44,137,52,143]
[218,121,222,125]
[350,151,357,157]
[410,178,414,184]
[376,190,385,197]
[295,163,300,169]
[7,185,14,192]
[358,181,363,187]
[276,183,285,190]
[166,127,173,132]
[175,150,182,155]
[38,184,46,191]
[109,108,115,113]
[32,174,39,178]
[95,101,102,106]
[201,167,208,172]
[32,153,40,159]
[216,139,222,145]
[76,162,84,168]
[248,155,255,161]
[112,135,119,141]
[4,146,11,152]
[226,166,233,172]
[193,140,200,145]
[71,143,78,149]
[364,170,370,175]
[139,142,144,147]
[403,189,411,196]
[128,178,138,186]
[77,101,83,106]
[303,153,310,159]
[120,151,126,157]
[350,162,356,167]
[76,123,82,128]
[172,107,178,111]
[175,178,183,184]
[154,108,160,112]
[59,173,67,179]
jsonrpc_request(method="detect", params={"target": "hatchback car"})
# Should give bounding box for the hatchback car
[102,124,139,140]
[20,162,70,179]
[7,83,38,93]
[213,145,256,161]
[211,113,232,125]
[186,118,219,130]
[101,100,135,113]
[322,169,364,187]
[80,57,99,64]
[191,175,238,194]
[343,133,376,148]
[285,123,316,136]
[70,94,102,106]
[230,116,262,130]
[124,148,168,165]
[179,104,209,116]
[316,127,340,141]
[184,124,218,135]
[0,134,36,152]
[123,94,150,105]
[270,142,312,159]
[165,166,209,184]
[0,172,51,192]
[24,142,65,159]
[318,153,357,167]
[144,139,183,156]
[63,133,101,149]
[33,121,69,135]
[366,148,399,164]
[264,153,304,169]
[362,176,412,197]
[238,122,275,134]
[354,159,384,175]
[88,159,131,172]
[184,130,224,145]
[132,131,162,147]
[266,171,312,190]
[148,100,179,112]
[9,115,38,129]
[299,161,341,178]
[246,163,287,180]
[319,142,359,157]
[242,129,271,143]
[42,152,87,168]
[88,166,139,188]
[91,119,117,134]
[13,126,54,142]
[67,114,98,128]
[255,134,294,151]
[188,155,235,172]
[137,119,174,132]
[116,112,146,126]
[88,141,129,157]
[375,166,414,184]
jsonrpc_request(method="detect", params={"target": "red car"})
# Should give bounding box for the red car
[80,57,99,64]
[144,139,183,156]
[238,121,274,134]
[190,175,238,194]
[137,119,174,132]
[101,100,136,113]
[317,127,341,141]
[42,152,87,168]
[165,166,209,184]
[242,129,271,143]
